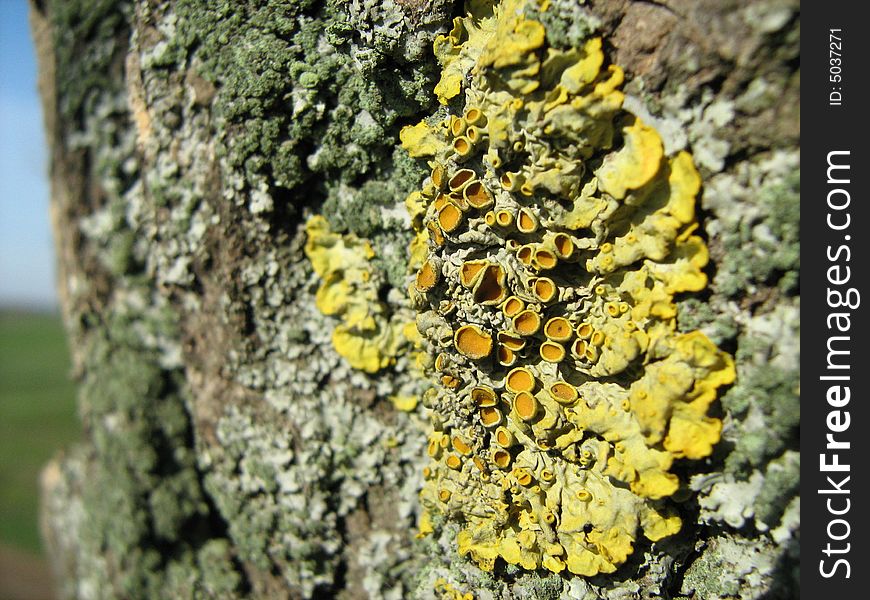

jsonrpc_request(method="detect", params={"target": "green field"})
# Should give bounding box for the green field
[0,310,80,555]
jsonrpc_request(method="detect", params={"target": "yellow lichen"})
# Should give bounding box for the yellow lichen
[596,117,664,200]
[390,395,419,412]
[407,0,735,577]
[400,121,447,158]
[434,577,475,600]
[304,216,407,373]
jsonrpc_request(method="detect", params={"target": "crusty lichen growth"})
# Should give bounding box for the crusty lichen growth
[401,0,734,576]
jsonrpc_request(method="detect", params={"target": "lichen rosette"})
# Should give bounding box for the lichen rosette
[402,0,735,576]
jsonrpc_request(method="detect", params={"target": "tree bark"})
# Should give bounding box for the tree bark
[31,0,798,598]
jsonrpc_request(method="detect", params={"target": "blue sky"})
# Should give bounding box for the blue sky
[1,0,56,308]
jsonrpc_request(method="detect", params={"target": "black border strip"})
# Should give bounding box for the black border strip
[802,2,870,595]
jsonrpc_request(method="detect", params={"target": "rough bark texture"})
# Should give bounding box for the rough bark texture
[31,0,798,598]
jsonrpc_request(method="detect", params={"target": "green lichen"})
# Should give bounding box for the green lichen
[753,452,799,529]
[678,535,780,599]
[320,148,429,289]
[153,539,242,598]
[154,0,450,209]
[712,171,799,298]
[61,310,242,598]
[677,298,738,346]
[514,572,564,600]
[524,0,600,50]
[49,0,131,129]
[722,351,799,473]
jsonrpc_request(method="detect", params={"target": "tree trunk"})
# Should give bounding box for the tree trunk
[31,0,798,598]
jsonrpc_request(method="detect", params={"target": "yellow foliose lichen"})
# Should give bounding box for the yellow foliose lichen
[304,216,406,373]
[405,0,735,577]
[433,577,475,600]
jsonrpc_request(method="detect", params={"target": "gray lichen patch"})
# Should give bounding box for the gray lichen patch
[678,535,784,600]
[721,302,800,473]
[705,154,800,299]
[197,239,429,596]
[524,0,600,49]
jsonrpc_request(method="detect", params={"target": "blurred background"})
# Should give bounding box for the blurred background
[1,0,81,597]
